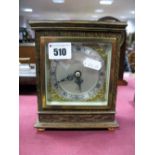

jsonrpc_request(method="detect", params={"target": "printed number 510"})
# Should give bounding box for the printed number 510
[48,42,71,60]
[53,48,66,56]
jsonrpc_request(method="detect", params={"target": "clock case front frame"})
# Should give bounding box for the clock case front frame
[40,37,116,110]
[30,21,126,129]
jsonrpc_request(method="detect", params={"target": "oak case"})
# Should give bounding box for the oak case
[30,21,126,129]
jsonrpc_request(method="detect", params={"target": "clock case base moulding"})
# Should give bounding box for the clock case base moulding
[34,120,119,130]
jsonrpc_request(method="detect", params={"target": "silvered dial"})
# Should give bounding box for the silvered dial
[50,45,105,100]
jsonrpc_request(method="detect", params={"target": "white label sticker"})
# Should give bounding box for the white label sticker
[48,42,72,59]
[83,58,102,70]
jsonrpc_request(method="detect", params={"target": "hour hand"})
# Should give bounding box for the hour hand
[57,74,74,83]
[54,74,74,88]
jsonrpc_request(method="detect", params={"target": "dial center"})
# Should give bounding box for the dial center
[74,71,81,78]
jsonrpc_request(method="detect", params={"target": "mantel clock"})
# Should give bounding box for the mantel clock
[30,20,127,130]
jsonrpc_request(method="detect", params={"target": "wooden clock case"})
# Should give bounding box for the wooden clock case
[29,20,127,130]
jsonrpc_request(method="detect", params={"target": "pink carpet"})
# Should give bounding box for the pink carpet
[19,73,135,155]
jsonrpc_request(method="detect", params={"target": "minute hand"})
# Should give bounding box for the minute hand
[75,77,83,91]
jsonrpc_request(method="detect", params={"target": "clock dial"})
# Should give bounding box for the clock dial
[49,45,105,101]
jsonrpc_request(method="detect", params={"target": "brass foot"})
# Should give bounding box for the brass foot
[37,128,45,132]
[108,127,115,131]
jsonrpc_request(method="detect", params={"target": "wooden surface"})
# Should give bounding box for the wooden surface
[19,43,36,64]
[19,76,36,85]
[19,43,36,86]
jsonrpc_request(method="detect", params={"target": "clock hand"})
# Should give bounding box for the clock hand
[58,74,74,83]
[74,71,84,91]
[54,74,74,87]
[74,77,83,91]
[54,71,84,92]
[57,70,81,84]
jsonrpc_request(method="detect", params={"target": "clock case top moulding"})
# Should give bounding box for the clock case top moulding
[29,20,127,130]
